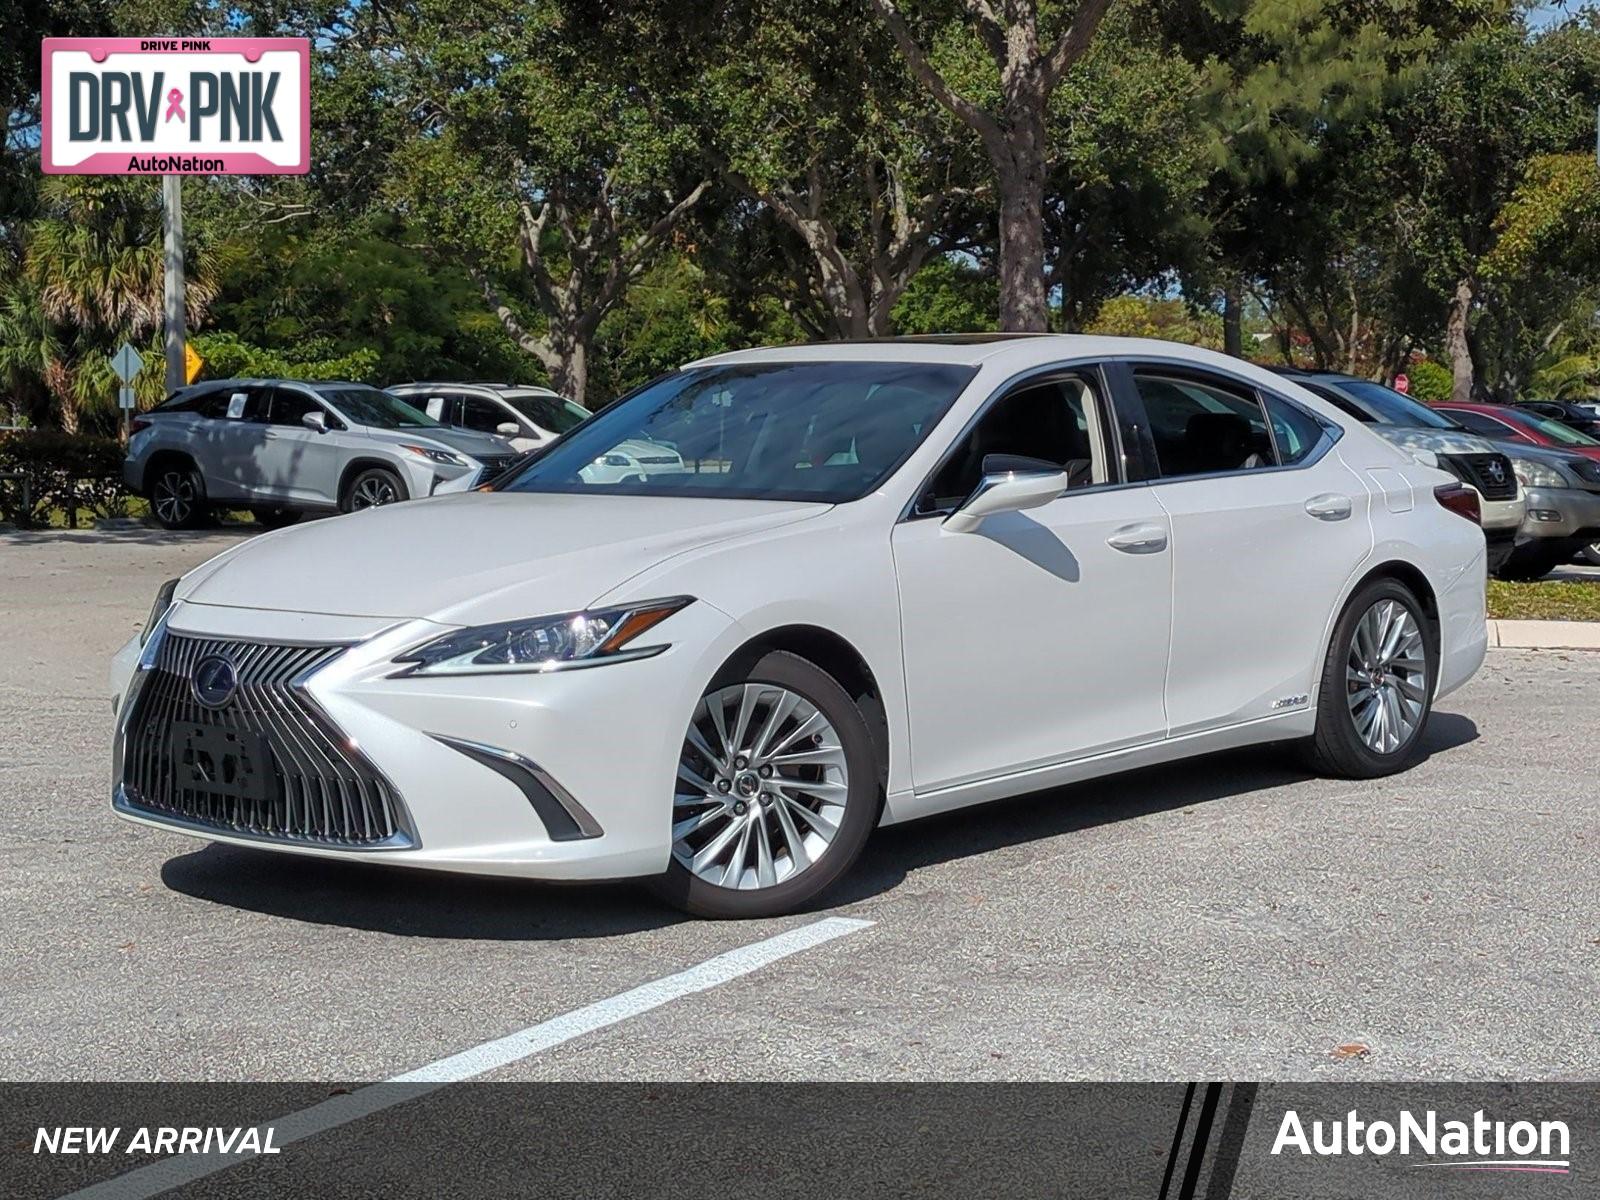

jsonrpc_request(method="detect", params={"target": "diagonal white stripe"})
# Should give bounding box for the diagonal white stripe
[57,916,874,1200]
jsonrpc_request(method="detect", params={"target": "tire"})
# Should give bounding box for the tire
[340,467,408,513]
[1494,546,1564,582]
[251,506,303,530]
[651,650,881,919]
[148,461,209,530]
[1579,542,1600,568]
[1302,579,1436,780]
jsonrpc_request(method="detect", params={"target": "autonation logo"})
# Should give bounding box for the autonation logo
[1272,1108,1571,1174]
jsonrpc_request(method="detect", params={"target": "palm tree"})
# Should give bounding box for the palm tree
[21,177,216,432]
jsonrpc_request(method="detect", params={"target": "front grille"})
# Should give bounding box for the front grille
[121,634,410,847]
[1442,452,1518,501]
[475,454,519,477]
[637,455,679,466]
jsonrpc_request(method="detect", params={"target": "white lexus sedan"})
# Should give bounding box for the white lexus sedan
[110,336,1488,918]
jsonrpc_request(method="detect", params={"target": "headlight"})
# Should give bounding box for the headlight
[141,577,178,646]
[1406,448,1440,470]
[1510,457,1573,490]
[595,453,631,468]
[392,597,693,676]
[400,444,467,466]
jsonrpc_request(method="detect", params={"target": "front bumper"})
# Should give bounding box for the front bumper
[110,599,737,880]
[1516,485,1600,544]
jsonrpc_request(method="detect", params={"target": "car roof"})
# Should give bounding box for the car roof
[391,381,560,394]
[686,334,1306,374]
[1434,400,1517,414]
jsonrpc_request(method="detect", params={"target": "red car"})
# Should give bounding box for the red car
[1433,401,1600,461]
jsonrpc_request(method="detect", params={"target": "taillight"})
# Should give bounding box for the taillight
[1434,482,1481,525]
[129,416,152,435]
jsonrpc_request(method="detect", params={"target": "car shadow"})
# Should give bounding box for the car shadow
[826,709,1480,909]
[158,711,1478,935]
[159,848,680,941]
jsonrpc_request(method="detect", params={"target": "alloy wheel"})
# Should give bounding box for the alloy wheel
[1345,599,1427,754]
[351,476,399,509]
[153,472,194,526]
[672,682,849,891]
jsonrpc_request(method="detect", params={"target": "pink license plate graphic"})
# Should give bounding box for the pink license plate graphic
[41,37,310,175]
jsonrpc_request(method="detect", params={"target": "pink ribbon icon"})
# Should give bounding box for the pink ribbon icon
[164,88,185,123]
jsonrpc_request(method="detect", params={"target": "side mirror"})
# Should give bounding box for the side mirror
[945,455,1071,533]
[301,411,328,434]
[496,422,520,437]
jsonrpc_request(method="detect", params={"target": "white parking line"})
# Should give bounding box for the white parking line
[58,916,874,1200]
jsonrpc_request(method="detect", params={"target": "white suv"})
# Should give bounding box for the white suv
[387,382,591,453]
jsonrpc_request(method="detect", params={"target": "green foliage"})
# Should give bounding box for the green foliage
[188,332,381,384]
[1084,295,1225,349]
[891,257,997,334]
[591,255,738,399]
[0,428,128,527]
[1404,359,1454,402]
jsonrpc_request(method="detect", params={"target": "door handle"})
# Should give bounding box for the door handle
[1106,523,1168,554]
[1304,493,1353,521]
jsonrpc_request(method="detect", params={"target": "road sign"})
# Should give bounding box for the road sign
[118,386,136,410]
[1394,373,1410,394]
[184,343,205,385]
[111,342,143,384]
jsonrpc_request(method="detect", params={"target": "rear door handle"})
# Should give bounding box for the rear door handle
[1106,523,1168,554]
[1304,493,1353,521]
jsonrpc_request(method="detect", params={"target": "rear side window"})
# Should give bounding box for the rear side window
[1263,394,1326,465]
[1133,372,1275,477]
[460,395,512,434]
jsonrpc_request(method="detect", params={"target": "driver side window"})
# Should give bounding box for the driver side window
[920,373,1109,513]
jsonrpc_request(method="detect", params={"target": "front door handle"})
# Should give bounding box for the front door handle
[1106,523,1168,554]
[1304,493,1353,521]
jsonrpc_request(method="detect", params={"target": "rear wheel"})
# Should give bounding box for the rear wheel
[652,651,880,919]
[1579,542,1600,568]
[148,462,208,530]
[340,467,407,513]
[1303,579,1436,779]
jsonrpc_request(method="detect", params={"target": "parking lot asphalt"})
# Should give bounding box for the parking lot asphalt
[2,527,1596,1083]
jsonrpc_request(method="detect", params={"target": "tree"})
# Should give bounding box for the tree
[374,0,710,406]
[866,0,1114,331]
[668,0,987,338]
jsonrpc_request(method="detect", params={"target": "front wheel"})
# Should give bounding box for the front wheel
[340,467,407,513]
[652,651,880,919]
[1579,542,1600,568]
[1303,579,1436,779]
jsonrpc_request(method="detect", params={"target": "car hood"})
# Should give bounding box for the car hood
[178,493,830,623]
[363,426,514,460]
[1370,425,1499,456]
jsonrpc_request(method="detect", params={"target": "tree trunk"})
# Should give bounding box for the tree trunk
[1445,277,1475,404]
[1223,282,1243,357]
[547,335,589,409]
[997,154,1048,332]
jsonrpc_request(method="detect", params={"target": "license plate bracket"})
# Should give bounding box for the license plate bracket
[174,724,276,803]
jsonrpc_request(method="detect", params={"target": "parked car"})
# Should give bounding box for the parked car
[1268,369,1524,571]
[386,382,590,453]
[1513,398,1600,440]
[112,337,1488,917]
[126,380,521,529]
[1434,400,1600,572]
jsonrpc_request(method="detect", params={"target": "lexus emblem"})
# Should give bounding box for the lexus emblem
[191,655,239,709]
[1485,460,1506,484]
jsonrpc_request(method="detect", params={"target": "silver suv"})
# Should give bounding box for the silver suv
[125,379,520,529]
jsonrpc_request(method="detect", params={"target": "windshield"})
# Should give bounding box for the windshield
[1508,408,1600,446]
[1331,380,1461,430]
[320,386,440,429]
[494,361,976,502]
[504,390,589,435]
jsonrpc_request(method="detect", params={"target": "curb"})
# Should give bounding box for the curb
[1487,619,1600,650]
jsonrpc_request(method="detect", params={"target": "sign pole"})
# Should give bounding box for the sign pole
[161,174,186,396]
